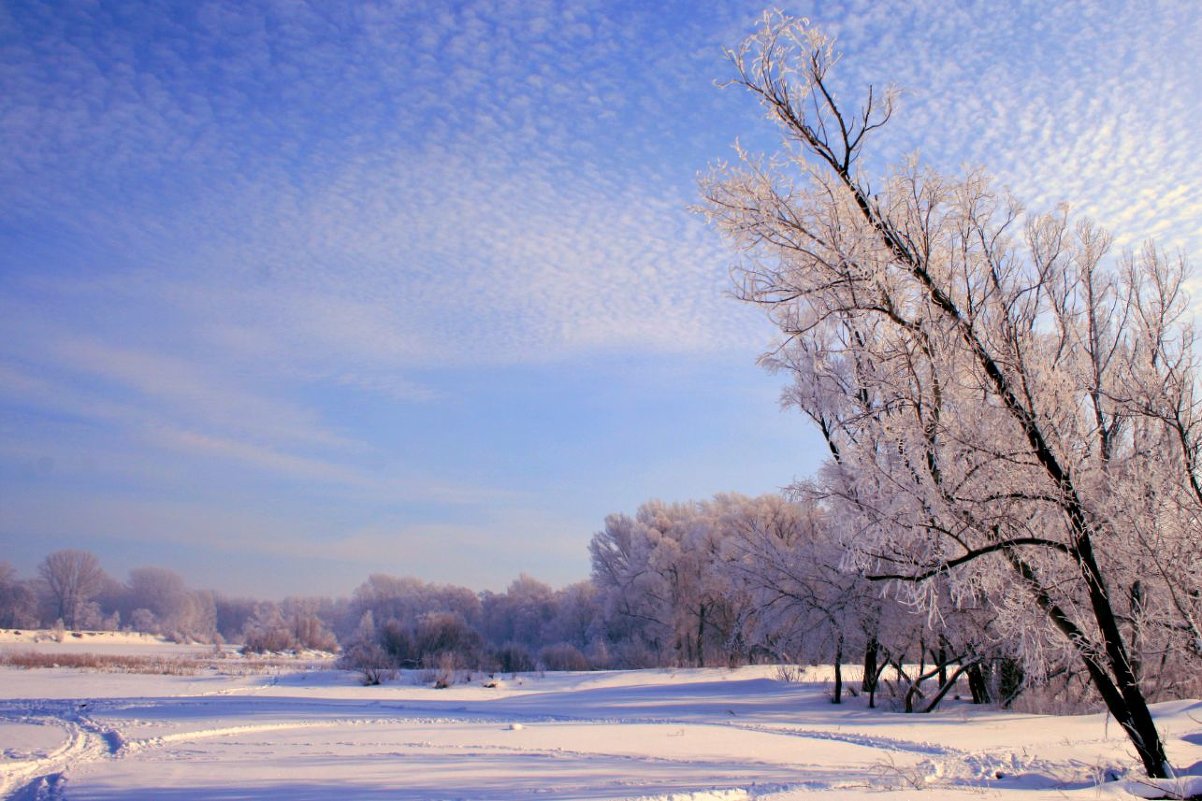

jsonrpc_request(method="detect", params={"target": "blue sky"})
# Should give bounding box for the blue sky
[2,0,1200,598]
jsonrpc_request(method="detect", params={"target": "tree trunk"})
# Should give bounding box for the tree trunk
[861,634,879,693]
[831,635,843,704]
[923,661,977,713]
[1129,580,1145,684]
[967,662,990,704]
[1010,549,1172,778]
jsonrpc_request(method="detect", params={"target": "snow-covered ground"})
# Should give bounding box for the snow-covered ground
[0,629,227,658]
[1,637,1200,800]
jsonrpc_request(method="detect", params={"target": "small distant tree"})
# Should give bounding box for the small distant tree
[130,608,157,634]
[215,595,258,642]
[241,604,296,653]
[377,619,415,666]
[543,580,603,652]
[38,549,106,629]
[414,611,483,669]
[0,562,38,628]
[724,494,863,702]
[119,566,215,641]
[338,641,395,685]
[590,500,747,667]
[481,575,557,649]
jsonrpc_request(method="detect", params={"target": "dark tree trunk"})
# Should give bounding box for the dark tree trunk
[1010,549,1172,777]
[1129,580,1145,684]
[923,661,977,713]
[967,662,990,704]
[831,635,844,704]
[861,634,879,693]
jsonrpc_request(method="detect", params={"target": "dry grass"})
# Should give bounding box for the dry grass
[0,650,204,674]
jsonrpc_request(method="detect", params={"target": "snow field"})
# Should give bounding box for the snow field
[1,663,1200,800]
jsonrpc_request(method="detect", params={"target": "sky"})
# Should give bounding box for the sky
[2,0,1200,599]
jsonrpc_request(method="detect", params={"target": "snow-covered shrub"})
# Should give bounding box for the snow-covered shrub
[775,664,804,683]
[338,641,396,686]
[431,652,458,688]
[290,612,338,652]
[241,605,296,653]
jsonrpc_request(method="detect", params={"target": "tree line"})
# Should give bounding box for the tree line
[8,480,1188,720]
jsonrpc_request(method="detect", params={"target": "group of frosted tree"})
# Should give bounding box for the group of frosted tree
[0,552,596,666]
[697,12,1202,778]
[0,552,213,640]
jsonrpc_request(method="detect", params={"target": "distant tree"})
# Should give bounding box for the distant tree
[0,562,38,628]
[130,607,157,635]
[414,611,483,669]
[701,12,1200,776]
[121,566,216,640]
[544,580,604,655]
[494,642,535,673]
[338,640,395,685]
[279,597,339,652]
[38,549,106,629]
[481,574,557,649]
[241,603,296,653]
[591,495,781,668]
[590,502,692,665]
[349,575,482,633]
[537,642,590,672]
[723,494,860,700]
[377,618,416,666]
[215,595,258,642]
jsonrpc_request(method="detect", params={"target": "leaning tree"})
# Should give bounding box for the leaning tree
[702,12,1202,778]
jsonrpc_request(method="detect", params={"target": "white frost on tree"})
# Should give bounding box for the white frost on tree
[701,11,1201,778]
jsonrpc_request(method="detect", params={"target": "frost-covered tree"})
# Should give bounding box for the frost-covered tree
[279,596,341,652]
[543,580,604,656]
[119,566,216,641]
[481,574,557,649]
[721,493,864,700]
[590,499,750,667]
[214,595,259,642]
[0,562,38,628]
[38,549,107,629]
[242,603,297,653]
[701,12,1200,777]
[349,575,482,633]
[590,504,681,665]
[591,494,822,669]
